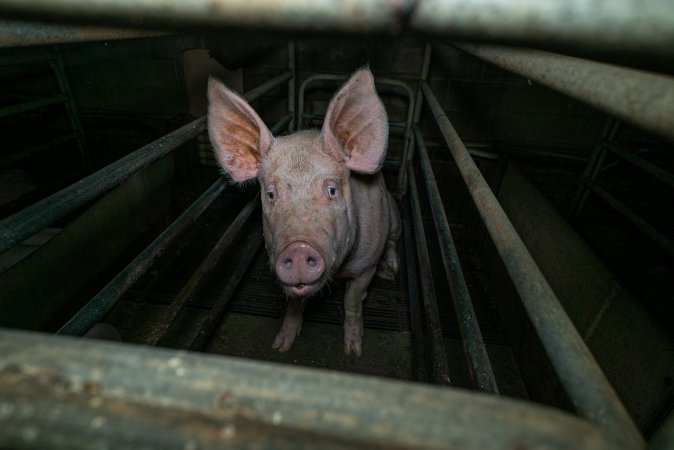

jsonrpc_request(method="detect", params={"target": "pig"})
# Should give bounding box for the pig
[207,68,400,356]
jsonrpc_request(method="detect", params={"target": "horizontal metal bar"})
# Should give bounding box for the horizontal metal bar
[0,0,673,61]
[0,19,168,46]
[57,178,228,336]
[0,94,66,118]
[420,80,644,448]
[146,195,258,345]
[603,143,674,190]
[0,132,76,167]
[0,328,630,449]
[451,43,674,143]
[0,76,290,254]
[188,229,264,351]
[301,113,406,129]
[408,169,452,385]
[414,125,498,394]
[585,182,674,256]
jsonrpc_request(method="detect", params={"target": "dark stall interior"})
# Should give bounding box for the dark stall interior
[0,6,673,449]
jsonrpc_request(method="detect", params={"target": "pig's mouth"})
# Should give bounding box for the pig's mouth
[281,278,327,298]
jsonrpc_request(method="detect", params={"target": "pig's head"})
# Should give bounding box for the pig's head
[207,69,388,298]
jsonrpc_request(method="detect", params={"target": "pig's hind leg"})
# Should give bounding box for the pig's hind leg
[272,297,307,352]
[376,193,401,281]
[343,266,377,356]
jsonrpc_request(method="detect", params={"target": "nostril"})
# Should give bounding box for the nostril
[283,259,292,269]
[307,257,316,267]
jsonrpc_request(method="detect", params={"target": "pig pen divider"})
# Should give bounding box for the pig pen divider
[418,78,644,448]
[57,113,292,337]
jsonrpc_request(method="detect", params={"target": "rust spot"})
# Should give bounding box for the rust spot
[83,382,102,396]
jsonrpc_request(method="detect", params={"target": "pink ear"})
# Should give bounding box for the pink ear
[321,69,388,174]
[207,77,272,182]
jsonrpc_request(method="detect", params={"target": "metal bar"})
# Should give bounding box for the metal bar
[244,71,292,103]
[146,195,258,346]
[400,196,430,383]
[50,53,92,171]
[408,168,452,385]
[585,182,674,256]
[0,19,168,46]
[301,113,406,130]
[1,0,673,61]
[57,178,228,336]
[604,143,674,190]
[0,328,629,450]
[0,75,290,254]
[452,43,674,143]
[414,125,499,394]
[0,94,65,118]
[188,229,264,351]
[420,80,644,448]
[288,41,296,132]
[0,132,76,167]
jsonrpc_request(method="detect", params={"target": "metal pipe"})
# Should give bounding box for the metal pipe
[604,143,674,190]
[146,195,259,346]
[401,196,430,383]
[408,169,452,385]
[414,125,498,394]
[59,114,292,337]
[188,229,264,351]
[57,178,227,336]
[0,94,65,118]
[585,182,674,257]
[420,80,644,448]
[288,41,296,132]
[452,43,674,143]
[1,0,673,61]
[0,328,631,450]
[0,74,291,254]
[0,19,168,46]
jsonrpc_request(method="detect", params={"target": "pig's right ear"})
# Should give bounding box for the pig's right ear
[207,77,272,182]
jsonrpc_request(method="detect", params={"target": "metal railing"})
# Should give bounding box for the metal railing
[419,79,644,448]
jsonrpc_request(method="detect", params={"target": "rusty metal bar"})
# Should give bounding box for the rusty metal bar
[451,43,674,143]
[0,19,168,46]
[414,125,498,394]
[0,74,291,254]
[146,195,258,346]
[188,228,264,351]
[57,178,228,336]
[408,169,451,385]
[401,197,430,383]
[420,80,644,448]
[1,0,674,61]
[585,182,674,256]
[603,143,674,190]
[0,328,630,450]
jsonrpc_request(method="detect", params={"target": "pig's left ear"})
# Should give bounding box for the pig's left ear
[322,69,388,174]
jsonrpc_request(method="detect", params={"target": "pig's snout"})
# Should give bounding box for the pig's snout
[275,241,325,293]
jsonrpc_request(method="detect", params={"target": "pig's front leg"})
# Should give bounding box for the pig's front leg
[272,297,307,352]
[343,267,377,356]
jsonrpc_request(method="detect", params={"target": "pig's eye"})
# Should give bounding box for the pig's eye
[327,186,338,198]
[266,190,275,201]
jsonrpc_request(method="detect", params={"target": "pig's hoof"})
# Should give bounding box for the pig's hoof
[272,324,302,352]
[343,326,363,356]
[376,245,399,280]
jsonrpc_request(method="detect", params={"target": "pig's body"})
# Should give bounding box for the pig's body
[208,69,400,355]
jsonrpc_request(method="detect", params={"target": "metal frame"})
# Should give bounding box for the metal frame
[419,79,644,448]
[1,0,673,61]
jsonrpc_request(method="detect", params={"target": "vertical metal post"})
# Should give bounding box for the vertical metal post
[288,40,296,132]
[420,80,643,448]
[414,125,499,394]
[50,49,92,171]
[408,169,452,385]
[401,197,430,383]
